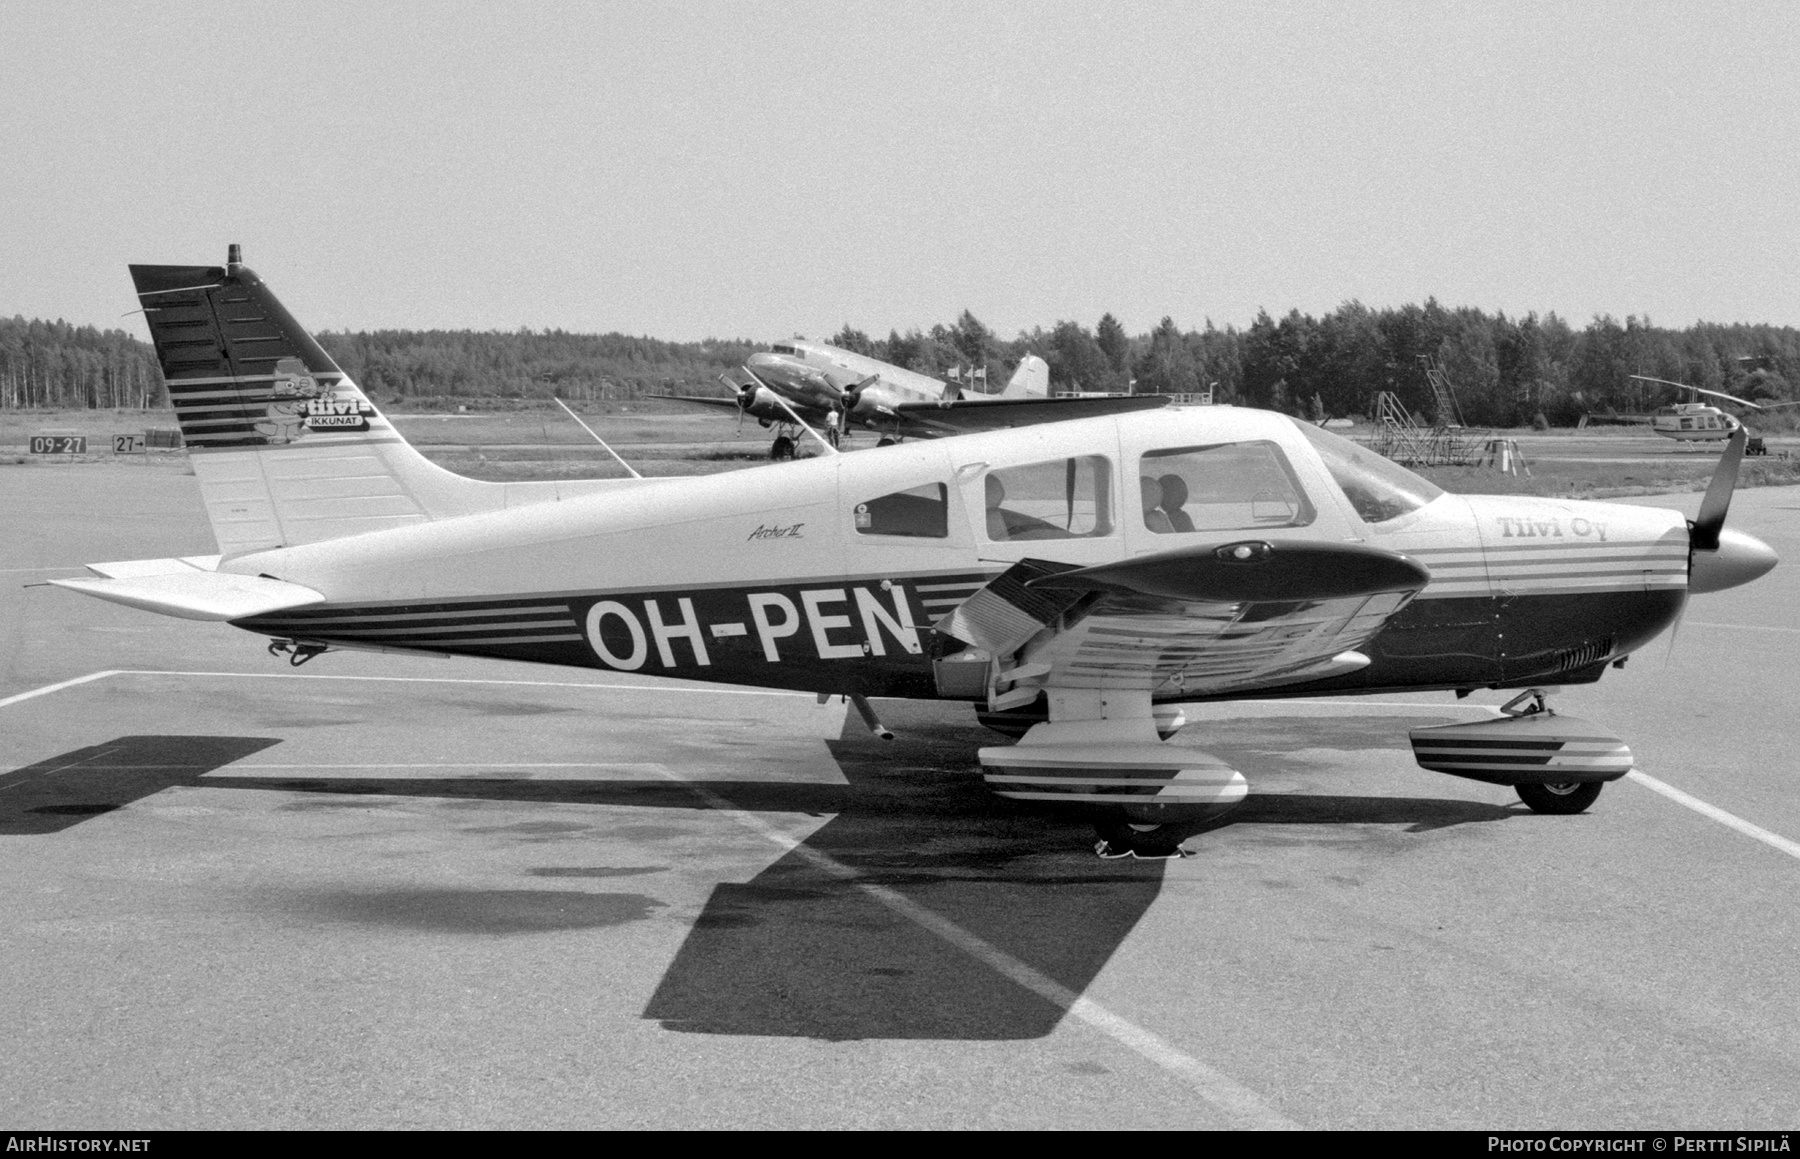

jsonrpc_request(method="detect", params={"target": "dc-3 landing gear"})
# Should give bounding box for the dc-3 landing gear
[1410,686,1633,817]
[765,422,841,460]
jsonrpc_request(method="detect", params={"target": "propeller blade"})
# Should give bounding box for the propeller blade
[1692,428,1747,552]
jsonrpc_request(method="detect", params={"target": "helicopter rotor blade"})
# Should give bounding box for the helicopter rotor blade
[1628,375,1766,410]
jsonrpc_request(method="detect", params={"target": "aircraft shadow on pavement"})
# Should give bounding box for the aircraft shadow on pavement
[638,705,1517,1041]
[7,709,1517,1041]
[643,704,1168,1042]
[0,735,282,835]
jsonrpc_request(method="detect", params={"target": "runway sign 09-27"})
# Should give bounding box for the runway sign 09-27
[29,434,86,455]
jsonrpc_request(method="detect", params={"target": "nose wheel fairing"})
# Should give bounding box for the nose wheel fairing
[1410,690,1632,797]
[977,717,1248,825]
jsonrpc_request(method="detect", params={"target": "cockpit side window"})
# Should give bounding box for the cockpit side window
[854,482,948,538]
[982,456,1113,541]
[1294,419,1443,525]
[1138,441,1315,533]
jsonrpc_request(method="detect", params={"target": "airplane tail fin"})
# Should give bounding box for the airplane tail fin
[131,248,622,559]
[1000,355,1049,399]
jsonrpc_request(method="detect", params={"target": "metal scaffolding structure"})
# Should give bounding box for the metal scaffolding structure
[1365,356,1487,467]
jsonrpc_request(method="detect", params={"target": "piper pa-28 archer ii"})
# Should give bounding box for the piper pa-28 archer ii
[49,248,1779,857]
[680,337,1168,459]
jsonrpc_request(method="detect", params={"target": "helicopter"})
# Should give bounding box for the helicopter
[1630,374,1800,447]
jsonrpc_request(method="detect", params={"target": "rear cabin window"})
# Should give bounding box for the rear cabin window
[1139,441,1315,533]
[855,482,948,538]
[983,456,1113,541]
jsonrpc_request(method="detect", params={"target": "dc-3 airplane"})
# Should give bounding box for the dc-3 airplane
[679,336,1168,459]
[1630,374,1800,445]
[49,248,1779,857]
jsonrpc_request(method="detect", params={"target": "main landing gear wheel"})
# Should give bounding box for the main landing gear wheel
[1516,781,1604,815]
[1092,813,1192,860]
[769,435,796,461]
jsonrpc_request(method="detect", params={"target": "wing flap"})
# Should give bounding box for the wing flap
[81,555,223,579]
[49,567,325,621]
[932,558,1087,655]
[933,541,1430,706]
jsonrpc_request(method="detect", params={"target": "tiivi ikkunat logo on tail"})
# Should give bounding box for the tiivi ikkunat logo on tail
[254,357,377,443]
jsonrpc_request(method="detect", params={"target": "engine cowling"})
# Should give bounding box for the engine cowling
[846,383,900,420]
[737,385,789,423]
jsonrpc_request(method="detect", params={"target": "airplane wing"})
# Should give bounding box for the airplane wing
[666,394,746,412]
[885,393,1171,437]
[48,557,325,621]
[934,541,1430,709]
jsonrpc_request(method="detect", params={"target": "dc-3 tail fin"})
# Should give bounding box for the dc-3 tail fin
[131,246,631,558]
[999,354,1049,399]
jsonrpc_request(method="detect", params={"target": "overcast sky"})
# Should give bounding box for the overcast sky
[3,1,1797,343]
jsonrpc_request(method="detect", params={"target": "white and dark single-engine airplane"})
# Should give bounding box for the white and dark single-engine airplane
[1630,374,1800,444]
[678,336,1167,459]
[48,249,1779,857]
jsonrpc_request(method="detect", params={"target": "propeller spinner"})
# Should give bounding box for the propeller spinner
[1688,428,1778,593]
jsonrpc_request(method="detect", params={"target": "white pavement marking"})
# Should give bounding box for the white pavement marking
[1,565,88,573]
[0,667,816,700]
[655,768,1299,1130]
[1221,698,1498,711]
[0,745,124,794]
[119,669,814,697]
[1627,770,1800,863]
[235,762,667,771]
[0,669,122,709]
[1688,621,1800,635]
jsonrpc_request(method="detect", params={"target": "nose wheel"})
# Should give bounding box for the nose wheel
[1516,780,1604,815]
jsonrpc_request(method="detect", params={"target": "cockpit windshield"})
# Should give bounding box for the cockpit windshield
[1293,419,1443,525]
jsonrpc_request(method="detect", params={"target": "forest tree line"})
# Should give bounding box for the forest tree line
[6,306,1800,428]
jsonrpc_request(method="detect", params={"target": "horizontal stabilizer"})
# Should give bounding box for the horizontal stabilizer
[50,566,325,621]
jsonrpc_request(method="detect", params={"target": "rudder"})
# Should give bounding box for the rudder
[1000,355,1049,399]
[132,247,617,558]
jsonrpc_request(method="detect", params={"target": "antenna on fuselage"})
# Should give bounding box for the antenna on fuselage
[553,398,643,479]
